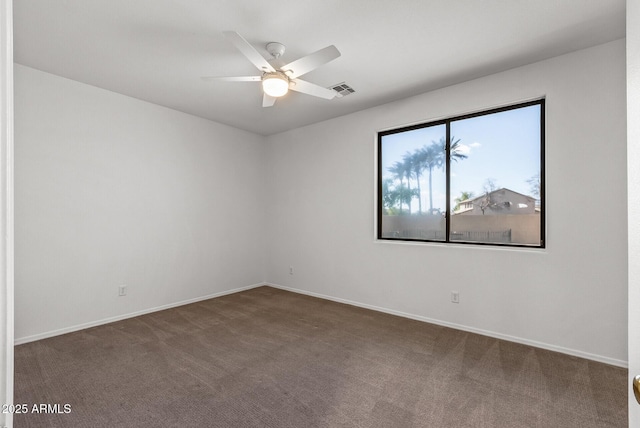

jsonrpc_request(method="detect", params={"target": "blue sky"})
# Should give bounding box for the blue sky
[381,104,541,212]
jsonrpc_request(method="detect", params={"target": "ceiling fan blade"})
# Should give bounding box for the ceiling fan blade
[201,76,261,82]
[289,79,337,100]
[262,93,277,107]
[281,45,341,79]
[223,31,275,73]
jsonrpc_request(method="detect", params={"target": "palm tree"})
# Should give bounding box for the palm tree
[388,136,467,215]
[401,153,415,214]
[394,183,419,214]
[381,178,397,214]
[431,136,469,213]
[417,136,468,214]
[388,161,406,214]
[419,143,444,213]
[448,136,468,163]
[404,151,424,214]
[382,177,416,215]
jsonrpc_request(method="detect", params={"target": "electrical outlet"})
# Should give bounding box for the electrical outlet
[118,285,127,297]
[289,266,294,275]
[451,291,459,303]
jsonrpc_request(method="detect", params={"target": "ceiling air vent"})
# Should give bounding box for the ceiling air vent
[330,82,356,98]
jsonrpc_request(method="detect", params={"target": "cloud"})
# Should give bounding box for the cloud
[456,141,481,155]
[456,144,472,154]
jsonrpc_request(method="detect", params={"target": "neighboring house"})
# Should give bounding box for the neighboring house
[453,188,537,215]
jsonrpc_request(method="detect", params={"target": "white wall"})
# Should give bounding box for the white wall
[14,65,266,342]
[12,39,628,367]
[265,40,627,365]
[628,0,640,423]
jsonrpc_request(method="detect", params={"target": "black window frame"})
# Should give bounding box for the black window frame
[377,99,545,248]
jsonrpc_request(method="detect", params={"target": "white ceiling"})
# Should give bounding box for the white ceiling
[13,0,625,136]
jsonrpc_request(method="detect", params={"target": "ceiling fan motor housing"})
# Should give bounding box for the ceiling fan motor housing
[266,42,286,59]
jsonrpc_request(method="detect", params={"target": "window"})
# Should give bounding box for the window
[377,99,544,247]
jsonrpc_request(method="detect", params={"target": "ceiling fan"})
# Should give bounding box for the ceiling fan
[202,31,341,107]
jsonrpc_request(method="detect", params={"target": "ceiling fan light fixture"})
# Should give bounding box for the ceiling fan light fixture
[262,72,289,97]
[211,32,341,107]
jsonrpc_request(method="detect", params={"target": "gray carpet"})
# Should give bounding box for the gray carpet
[14,286,627,427]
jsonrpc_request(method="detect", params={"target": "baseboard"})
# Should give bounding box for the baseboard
[17,281,628,368]
[265,282,628,368]
[14,282,265,345]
